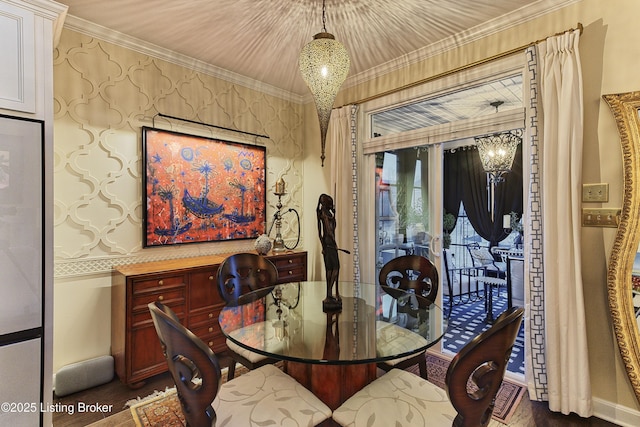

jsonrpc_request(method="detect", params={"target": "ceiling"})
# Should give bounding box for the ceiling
[57,0,561,101]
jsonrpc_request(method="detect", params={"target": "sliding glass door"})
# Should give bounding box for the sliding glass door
[375,146,439,277]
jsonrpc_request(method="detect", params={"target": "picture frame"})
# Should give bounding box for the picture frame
[142,127,266,247]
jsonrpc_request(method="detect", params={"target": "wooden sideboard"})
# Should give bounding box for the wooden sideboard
[111,250,307,387]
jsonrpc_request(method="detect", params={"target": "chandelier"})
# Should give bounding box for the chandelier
[474,101,522,182]
[475,129,522,182]
[299,0,350,167]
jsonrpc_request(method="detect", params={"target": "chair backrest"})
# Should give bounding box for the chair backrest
[216,253,278,303]
[445,306,524,427]
[507,257,525,307]
[378,254,438,303]
[148,301,221,427]
[466,242,496,268]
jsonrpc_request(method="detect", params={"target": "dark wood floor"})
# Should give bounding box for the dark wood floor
[51,354,620,427]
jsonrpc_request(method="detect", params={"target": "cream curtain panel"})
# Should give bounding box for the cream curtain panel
[327,105,360,283]
[524,29,592,416]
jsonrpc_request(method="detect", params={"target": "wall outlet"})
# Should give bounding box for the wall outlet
[582,183,609,202]
[582,208,620,227]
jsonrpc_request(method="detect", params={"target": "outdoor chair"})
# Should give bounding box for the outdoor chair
[332,306,525,427]
[506,256,525,308]
[442,249,485,314]
[467,242,506,278]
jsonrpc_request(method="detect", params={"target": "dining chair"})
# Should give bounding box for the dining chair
[377,254,438,379]
[148,301,332,427]
[216,252,279,379]
[332,306,525,427]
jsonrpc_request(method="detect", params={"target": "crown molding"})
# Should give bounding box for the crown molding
[62,15,305,105]
[342,0,580,91]
[61,0,578,106]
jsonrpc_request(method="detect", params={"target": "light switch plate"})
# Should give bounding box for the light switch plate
[582,208,620,227]
[582,183,609,202]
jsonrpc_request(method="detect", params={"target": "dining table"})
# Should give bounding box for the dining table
[218,280,447,410]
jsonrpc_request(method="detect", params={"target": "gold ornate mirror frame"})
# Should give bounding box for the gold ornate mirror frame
[604,91,640,404]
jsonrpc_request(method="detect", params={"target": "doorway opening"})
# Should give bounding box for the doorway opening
[367,63,526,381]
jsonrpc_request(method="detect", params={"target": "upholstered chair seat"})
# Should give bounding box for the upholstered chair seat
[333,307,525,427]
[332,368,457,426]
[213,364,332,427]
[148,301,331,427]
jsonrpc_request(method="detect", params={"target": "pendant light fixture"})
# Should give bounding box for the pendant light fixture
[475,101,522,183]
[299,0,350,167]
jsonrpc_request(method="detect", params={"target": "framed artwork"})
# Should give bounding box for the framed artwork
[143,127,266,247]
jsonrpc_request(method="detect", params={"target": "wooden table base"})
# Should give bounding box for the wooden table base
[285,361,377,410]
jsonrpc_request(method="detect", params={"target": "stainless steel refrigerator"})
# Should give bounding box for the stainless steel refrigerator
[0,115,45,426]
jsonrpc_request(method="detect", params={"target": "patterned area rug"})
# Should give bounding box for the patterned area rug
[418,353,526,424]
[443,292,526,376]
[129,389,184,427]
[130,355,525,426]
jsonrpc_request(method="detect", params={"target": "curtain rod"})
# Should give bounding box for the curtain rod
[339,23,583,108]
[153,113,270,139]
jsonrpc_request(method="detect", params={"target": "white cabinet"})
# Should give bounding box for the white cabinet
[0,1,67,426]
[0,1,36,112]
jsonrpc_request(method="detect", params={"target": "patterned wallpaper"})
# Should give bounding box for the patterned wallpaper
[53,29,305,277]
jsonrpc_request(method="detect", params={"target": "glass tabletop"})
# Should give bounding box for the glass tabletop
[218,281,447,365]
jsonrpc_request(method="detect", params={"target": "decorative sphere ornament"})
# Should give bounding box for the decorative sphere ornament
[255,234,272,255]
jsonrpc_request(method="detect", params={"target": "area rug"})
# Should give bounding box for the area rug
[443,293,526,376]
[130,355,525,426]
[129,388,184,427]
[419,352,526,424]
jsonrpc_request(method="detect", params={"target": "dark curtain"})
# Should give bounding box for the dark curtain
[443,149,463,227]
[444,144,523,248]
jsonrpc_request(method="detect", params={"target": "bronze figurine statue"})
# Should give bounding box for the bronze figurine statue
[317,194,349,311]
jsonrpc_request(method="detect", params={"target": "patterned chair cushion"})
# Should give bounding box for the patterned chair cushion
[332,368,457,427]
[225,338,267,363]
[376,321,429,364]
[213,364,332,427]
[470,247,495,265]
[226,321,286,362]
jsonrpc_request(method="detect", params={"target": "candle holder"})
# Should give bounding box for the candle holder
[272,188,286,252]
[265,177,300,252]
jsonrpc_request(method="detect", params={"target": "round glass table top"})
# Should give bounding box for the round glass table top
[218,281,447,365]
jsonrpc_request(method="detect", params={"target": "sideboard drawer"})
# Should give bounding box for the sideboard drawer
[277,265,306,282]
[270,252,308,284]
[131,274,186,294]
[132,288,186,312]
[112,250,307,387]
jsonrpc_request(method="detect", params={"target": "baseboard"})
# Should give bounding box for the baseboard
[54,355,114,397]
[592,397,640,427]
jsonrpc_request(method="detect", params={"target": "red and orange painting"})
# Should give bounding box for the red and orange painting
[143,127,266,247]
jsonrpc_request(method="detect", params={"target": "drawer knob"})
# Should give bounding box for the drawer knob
[208,313,213,318]
[288,270,293,275]
[208,327,213,332]
[208,341,213,347]
[209,275,214,281]
[158,280,164,285]
[288,259,293,263]
[158,295,164,301]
